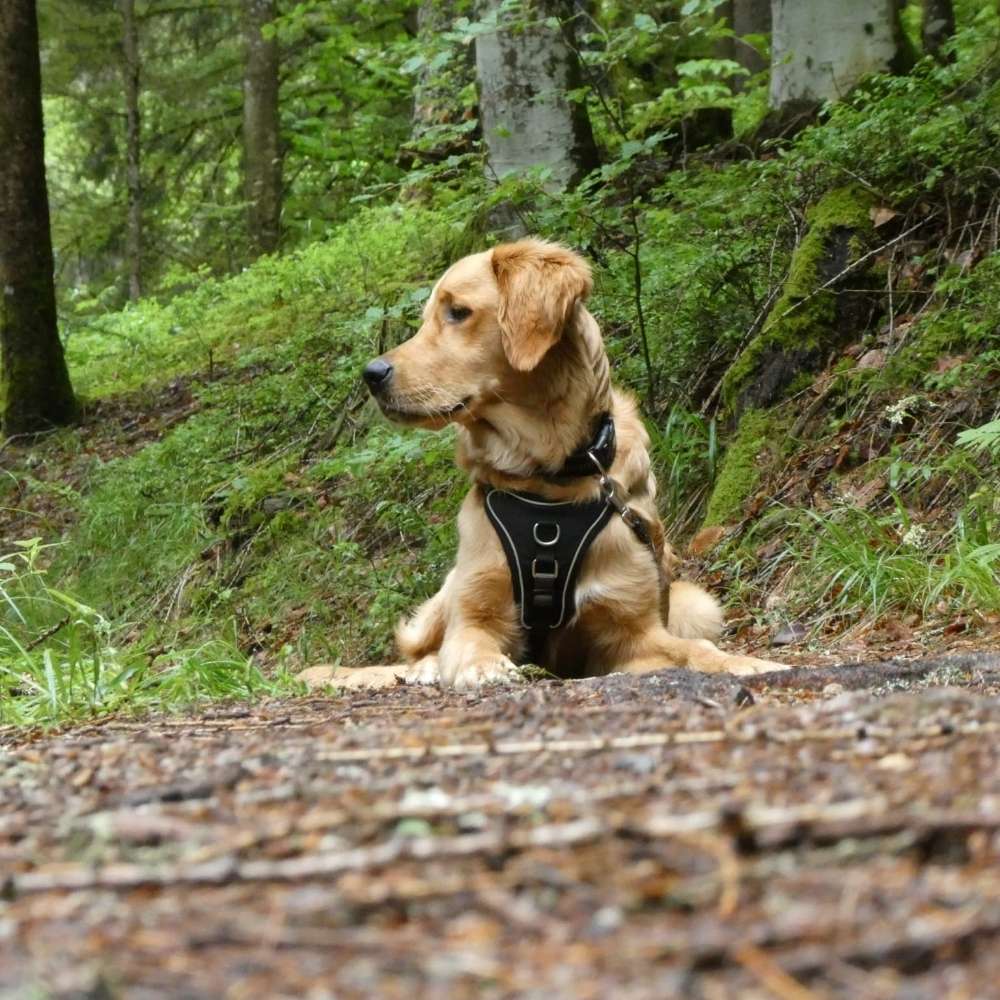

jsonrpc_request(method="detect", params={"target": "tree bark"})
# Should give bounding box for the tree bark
[242,0,282,256]
[769,0,907,110]
[0,0,77,436]
[120,0,142,301]
[475,0,599,192]
[922,0,955,59]
[402,0,476,166]
[732,0,771,77]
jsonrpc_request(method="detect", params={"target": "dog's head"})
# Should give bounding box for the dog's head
[361,239,593,429]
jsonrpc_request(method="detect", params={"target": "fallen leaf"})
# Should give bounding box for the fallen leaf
[934,355,966,373]
[689,525,728,556]
[771,622,808,647]
[876,752,914,772]
[870,206,900,228]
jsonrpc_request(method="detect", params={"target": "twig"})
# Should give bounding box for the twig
[733,943,829,1000]
[24,616,71,651]
[10,805,1000,898]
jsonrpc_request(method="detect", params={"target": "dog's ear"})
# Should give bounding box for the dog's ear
[491,240,592,372]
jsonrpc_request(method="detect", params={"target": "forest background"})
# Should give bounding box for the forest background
[1,0,999,723]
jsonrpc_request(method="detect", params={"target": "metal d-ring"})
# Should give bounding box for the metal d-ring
[533,522,560,546]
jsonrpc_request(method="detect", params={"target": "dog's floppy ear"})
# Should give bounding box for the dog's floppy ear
[491,240,593,372]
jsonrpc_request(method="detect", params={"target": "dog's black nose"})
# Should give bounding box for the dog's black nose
[362,358,393,394]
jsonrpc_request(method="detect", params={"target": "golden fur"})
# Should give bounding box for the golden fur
[315,240,785,690]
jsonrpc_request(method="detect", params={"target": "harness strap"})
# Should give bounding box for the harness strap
[481,415,669,664]
[484,489,615,663]
[483,484,664,665]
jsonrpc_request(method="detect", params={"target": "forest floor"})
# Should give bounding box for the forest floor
[3,651,1000,999]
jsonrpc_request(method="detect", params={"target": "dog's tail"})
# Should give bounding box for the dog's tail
[666,580,724,642]
[396,571,451,661]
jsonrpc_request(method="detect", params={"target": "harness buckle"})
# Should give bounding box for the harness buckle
[531,558,559,581]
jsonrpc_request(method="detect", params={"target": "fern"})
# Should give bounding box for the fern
[956,419,1000,457]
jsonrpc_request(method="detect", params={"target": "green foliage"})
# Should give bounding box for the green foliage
[51,204,462,681]
[702,408,775,527]
[790,504,1000,622]
[957,418,1000,458]
[0,538,284,724]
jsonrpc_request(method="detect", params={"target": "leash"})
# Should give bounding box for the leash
[586,445,660,569]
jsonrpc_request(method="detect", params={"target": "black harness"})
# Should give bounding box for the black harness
[482,414,661,664]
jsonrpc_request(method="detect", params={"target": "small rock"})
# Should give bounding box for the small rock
[614,752,657,775]
[876,752,914,772]
[771,622,808,646]
[857,348,887,370]
[589,906,624,935]
[822,683,846,697]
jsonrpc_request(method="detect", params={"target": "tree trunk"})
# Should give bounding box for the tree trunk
[403,0,476,166]
[769,0,907,111]
[922,0,955,59]
[475,0,599,192]
[732,0,771,77]
[704,186,880,527]
[242,0,282,256]
[0,0,77,437]
[120,0,142,301]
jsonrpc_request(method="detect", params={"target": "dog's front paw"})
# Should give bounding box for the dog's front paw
[440,653,519,689]
[723,653,789,676]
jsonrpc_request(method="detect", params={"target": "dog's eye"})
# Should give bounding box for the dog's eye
[446,304,472,324]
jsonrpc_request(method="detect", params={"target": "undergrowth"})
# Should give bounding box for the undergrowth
[2,15,1000,723]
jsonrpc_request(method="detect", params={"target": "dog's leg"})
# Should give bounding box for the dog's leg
[438,624,519,688]
[592,616,786,677]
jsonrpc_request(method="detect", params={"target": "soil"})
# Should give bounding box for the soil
[3,651,1000,999]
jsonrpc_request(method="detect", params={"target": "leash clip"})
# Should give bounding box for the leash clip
[588,449,634,524]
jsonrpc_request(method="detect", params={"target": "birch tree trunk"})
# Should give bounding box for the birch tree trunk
[120,0,142,301]
[769,0,907,110]
[475,0,598,191]
[243,0,282,256]
[0,0,77,435]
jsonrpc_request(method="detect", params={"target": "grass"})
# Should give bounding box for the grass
[0,539,291,725]
[795,507,1000,622]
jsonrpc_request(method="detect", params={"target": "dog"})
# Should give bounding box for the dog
[303,239,785,691]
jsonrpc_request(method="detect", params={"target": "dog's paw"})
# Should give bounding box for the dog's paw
[441,654,519,689]
[407,654,441,685]
[296,664,406,691]
[722,654,789,676]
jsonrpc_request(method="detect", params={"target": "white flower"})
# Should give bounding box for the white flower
[901,523,929,548]
[884,394,935,426]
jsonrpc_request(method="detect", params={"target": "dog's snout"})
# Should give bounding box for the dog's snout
[362,358,393,394]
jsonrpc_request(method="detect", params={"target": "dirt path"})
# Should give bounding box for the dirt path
[2,653,1000,999]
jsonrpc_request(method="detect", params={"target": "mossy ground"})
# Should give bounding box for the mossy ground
[720,185,876,413]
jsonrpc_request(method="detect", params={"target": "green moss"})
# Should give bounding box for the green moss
[721,185,876,412]
[702,408,775,527]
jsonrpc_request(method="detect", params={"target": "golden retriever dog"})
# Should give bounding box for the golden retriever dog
[302,239,785,691]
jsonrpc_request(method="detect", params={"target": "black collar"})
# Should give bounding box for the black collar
[545,412,616,481]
